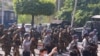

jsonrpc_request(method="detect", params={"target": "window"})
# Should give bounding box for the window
[0,11,2,18]
[10,13,15,20]
[84,22,92,29]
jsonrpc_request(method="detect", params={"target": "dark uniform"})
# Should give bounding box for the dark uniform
[30,38,36,56]
[13,29,21,56]
[58,31,65,53]
[30,29,39,56]
[30,29,38,48]
[52,31,59,47]
[20,23,26,41]
[0,24,4,37]
[69,35,80,56]
[1,29,12,56]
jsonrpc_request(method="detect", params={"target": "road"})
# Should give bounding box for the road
[0,43,100,56]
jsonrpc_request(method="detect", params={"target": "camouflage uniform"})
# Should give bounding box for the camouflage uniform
[52,31,59,47]
[1,29,12,56]
[13,29,21,56]
[30,29,39,56]
[30,38,36,56]
[58,31,65,53]
[20,24,26,41]
[0,24,4,37]
[30,29,38,48]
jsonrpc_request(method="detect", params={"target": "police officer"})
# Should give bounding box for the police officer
[22,33,31,56]
[20,23,26,41]
[82,26,88,39]
[88,32,98,56]
[68,34,80,56]
[82,34,90,56]
[43,29,52,53]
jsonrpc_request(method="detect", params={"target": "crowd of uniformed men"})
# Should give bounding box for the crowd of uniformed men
[0,23,98,56]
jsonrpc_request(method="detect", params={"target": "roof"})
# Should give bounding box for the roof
[51,20,63,24]
[91,15,100,19]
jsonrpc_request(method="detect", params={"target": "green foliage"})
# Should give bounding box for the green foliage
[13,0,55,16]
[18,15,31,23]
[39,2,55,15]
[13,0,55,25]
[57,0,74,21]
[57,0,100,27]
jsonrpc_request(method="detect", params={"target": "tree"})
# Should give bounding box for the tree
[13,0,55,27]
[18,15,32,23]
[57,0,100,27]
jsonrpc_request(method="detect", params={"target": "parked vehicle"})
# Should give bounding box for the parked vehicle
[0,10,17,28]
[50,20,70,28]
[17,24,37,32]
[74,15,100,41]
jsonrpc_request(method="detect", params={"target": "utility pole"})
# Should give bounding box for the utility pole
[57,0,60,20]
[58,0,60,11]
[1,0,4,24]
[71,0,77,27]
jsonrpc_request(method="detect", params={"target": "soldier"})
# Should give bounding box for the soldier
[58,29,65,54]
[37,24,43,40]
[66,26,72,43]
[37,23,43,33]
[20,23,26,41]
[30,28,39,56]
[30,28,38,48]
[13,29,21,56]
[0,24,4,43]
[0,24,4,38]
[0,29,12,56]
[30,37,36,56]
[52,30,59,47]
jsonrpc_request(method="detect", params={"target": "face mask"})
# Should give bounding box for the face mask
[8,32,10,34]
[75,39,79,42]
[44,54,48,56]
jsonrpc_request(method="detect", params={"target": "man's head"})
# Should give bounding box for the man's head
[24,33,30,39]
[83,33,89,39]
[72,34,78,41]
[89,32,94,37]
[46,29,51,34]
[40,48,48,56]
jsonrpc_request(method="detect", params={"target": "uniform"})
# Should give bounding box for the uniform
[82,28,88,38]
[20,24,26,41]
[13,29,21,56]
[82,34,90,56]
[68,35,80,56]
[30,38,36,56]
[88,36,98,56]
[1,30,12,56]
[43,30,52,53]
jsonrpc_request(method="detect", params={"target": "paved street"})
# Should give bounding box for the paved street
[0,43,100,56]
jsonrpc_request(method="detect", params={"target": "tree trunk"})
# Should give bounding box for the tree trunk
[31,15,34,28]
